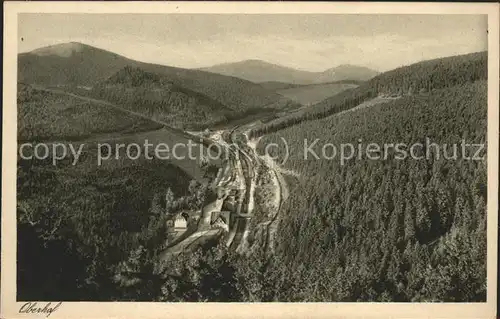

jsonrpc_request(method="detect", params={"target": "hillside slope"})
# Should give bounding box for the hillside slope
[18,42,290,111]
[17,139,204,300]
[17,83,162,142]
[256,80,487,302]
[88,66,233,129]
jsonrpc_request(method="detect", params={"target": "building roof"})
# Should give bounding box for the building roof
[174,216,187,229]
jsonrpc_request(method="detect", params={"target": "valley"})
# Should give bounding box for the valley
[275,81,360,106]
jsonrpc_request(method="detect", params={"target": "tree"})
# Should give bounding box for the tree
[165,188,175,214]
[404,201,416,241]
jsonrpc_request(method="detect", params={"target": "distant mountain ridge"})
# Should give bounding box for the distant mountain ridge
[315,64,379,84]
[29,42,87,57]
[275,81,360,106]
[199,59,379,84]
[18,42,291,111]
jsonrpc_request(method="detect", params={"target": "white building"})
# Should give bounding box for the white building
[174,215,188,232]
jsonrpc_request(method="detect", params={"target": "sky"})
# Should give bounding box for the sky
[18,14,487,72]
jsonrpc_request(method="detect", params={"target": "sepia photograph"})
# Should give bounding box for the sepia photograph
[2,2,499,319]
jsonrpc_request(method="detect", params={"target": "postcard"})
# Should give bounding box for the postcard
[2,2,499,318]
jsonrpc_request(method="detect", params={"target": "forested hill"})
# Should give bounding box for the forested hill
[250,51,487,138]
[87,66,233,130]
[18,42,291,111]
[103,66,174,87]
[369,51,487,96]
[245,51,489,302]
[17,83,163,142]
[254,79,487,302]
[102,66,231,112]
